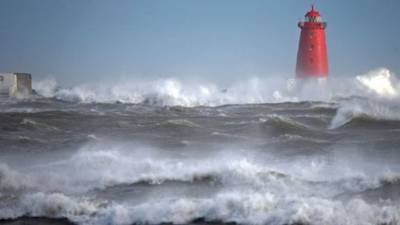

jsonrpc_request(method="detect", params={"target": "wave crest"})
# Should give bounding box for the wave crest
[329,99,400,129]
[2,191,400,225]
[356,68,399,98]
[2,144,400,225]
[31,68,399,107]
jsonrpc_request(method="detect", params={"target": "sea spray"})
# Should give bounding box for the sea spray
[32,68,399,107]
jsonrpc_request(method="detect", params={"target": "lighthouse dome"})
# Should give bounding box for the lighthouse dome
[305,5,321,18]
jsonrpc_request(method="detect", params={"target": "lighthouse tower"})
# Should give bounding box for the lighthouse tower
[296,5,328,78]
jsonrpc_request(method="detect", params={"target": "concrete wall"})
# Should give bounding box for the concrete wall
[0,73,32,97]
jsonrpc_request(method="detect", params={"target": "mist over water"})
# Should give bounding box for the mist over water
[31,68,399,105]
[1,68,400,225]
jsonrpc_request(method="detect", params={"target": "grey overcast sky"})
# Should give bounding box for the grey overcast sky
[0,0,399,85]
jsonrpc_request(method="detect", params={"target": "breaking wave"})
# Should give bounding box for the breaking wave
[1,142,400,225]
[33,68,399,107]
[1,140,397,196]
[329,98,400,129]
[3,191,400,225]
[0,146,302,194]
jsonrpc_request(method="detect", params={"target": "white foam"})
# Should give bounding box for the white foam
[2,190,399,225]
[356,68,398,98]
[29,68,399,107]
[0,163,32,191]
[33,78,58,98]
[1,142,400,224]
[9,146,286,194]
[29,76,301,106]
[0,142,391,195]
[0,192,101,220]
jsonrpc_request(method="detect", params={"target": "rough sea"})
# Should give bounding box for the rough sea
[1,68,400,225]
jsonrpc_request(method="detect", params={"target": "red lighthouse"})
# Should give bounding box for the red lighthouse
[296,5,329,78]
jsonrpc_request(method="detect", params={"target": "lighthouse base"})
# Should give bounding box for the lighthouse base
[298,77,328,85]
[287,77,329,101]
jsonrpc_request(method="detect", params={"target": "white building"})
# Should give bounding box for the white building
[0,73,32,97]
